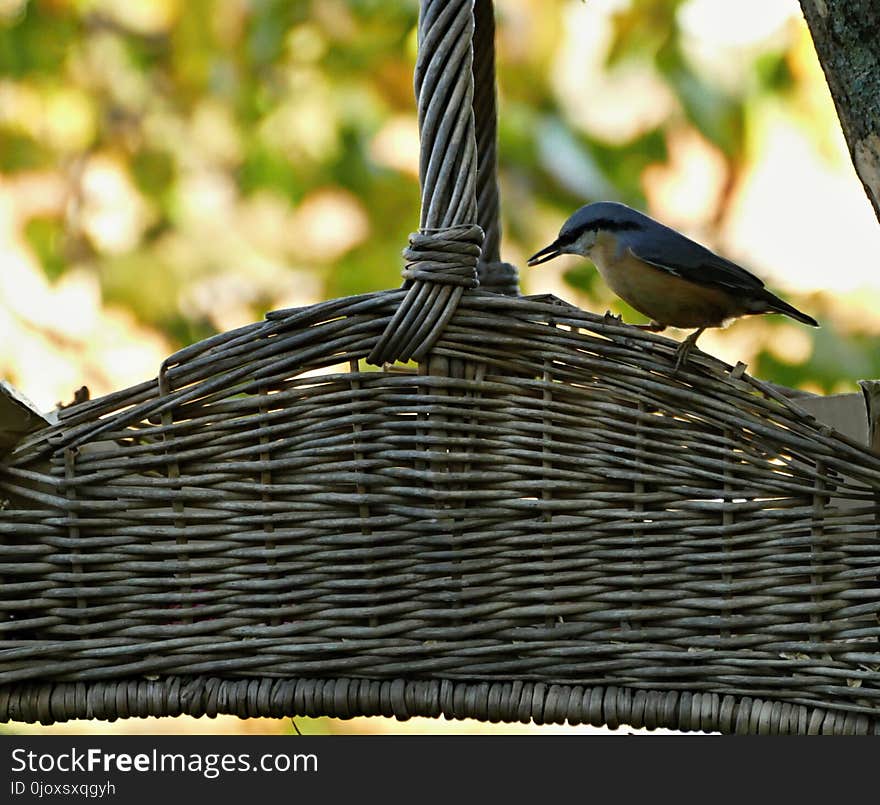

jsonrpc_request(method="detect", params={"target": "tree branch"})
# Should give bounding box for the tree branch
[799,0,880,224]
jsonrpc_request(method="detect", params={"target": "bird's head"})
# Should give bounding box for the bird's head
[527,201,647,266]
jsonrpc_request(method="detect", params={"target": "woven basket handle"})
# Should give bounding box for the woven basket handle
[472,0,518,295]
[368,0,515,366]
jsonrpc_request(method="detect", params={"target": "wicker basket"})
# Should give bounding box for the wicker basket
[1,0,879,734]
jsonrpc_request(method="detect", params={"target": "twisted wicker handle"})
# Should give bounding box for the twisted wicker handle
[368,0,512,365]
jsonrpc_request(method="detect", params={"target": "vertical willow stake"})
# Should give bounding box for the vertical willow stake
[472,0,501,264]
[472,0,519,295]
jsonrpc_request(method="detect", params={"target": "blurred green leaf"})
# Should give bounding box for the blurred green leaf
[607,0,678,67]
[0,2,79,77]
[657,42,745,157]
[131,149,176,199]
[589,128,666,204]
[754,51,795,94]
[239,144,307,201]
[24,217,65,281]
[0,132,52,171]
[562,264,599,295]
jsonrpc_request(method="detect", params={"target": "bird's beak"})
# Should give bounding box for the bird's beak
[527,240,562,266]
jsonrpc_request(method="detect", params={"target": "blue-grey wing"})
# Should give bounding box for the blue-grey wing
[623,226,765,292]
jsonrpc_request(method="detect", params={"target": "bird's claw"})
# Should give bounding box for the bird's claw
[672,327,705,374]
[603,310,623,325]
[672,343,692,373]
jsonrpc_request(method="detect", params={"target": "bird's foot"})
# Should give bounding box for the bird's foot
[672,327,706,373]
[673,342,693,373]
[602,310,623,325]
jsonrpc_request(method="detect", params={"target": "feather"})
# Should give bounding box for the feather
[621,227,766,293]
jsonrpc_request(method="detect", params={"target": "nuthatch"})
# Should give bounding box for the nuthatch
[528,201,818,369]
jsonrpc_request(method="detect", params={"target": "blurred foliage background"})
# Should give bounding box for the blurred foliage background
[1,0,880,412]
[2,0,880,733]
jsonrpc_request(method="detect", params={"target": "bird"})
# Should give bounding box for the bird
[527,201,818,370]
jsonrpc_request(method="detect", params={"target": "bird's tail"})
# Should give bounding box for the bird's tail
[756,290,818,327]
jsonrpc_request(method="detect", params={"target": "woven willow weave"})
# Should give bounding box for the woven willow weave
[2,292,880,733]
[1,1,879,733]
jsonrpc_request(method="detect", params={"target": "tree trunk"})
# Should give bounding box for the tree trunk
[799,0,880,224]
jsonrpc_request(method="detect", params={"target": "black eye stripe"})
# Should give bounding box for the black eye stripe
[587,219,642,232]
[559,218,642,242]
